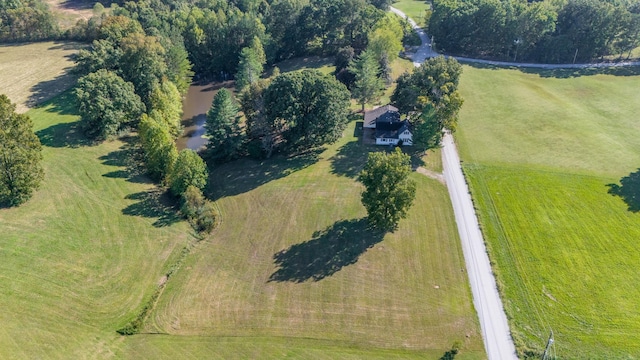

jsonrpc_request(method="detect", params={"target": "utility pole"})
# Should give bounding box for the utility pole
[541,330,555,360]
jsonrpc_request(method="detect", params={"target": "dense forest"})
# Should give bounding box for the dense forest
[429,0,640,63]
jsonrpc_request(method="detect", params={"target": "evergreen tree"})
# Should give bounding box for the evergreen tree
[235,37,267,90]
[348,49,384,112]
[206,89,244,162]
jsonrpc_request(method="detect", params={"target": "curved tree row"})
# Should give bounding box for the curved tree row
[429,0,640,63]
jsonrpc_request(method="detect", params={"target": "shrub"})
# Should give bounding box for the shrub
[180,185,217,234]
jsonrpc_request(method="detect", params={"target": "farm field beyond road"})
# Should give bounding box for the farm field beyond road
[391,0,430,28]
[0,41,81,113]
[457,65,640,359]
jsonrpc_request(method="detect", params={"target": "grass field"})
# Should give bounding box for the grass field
[456,65,640,358]
[131,120,485,359]
[392,0,431,27]
[44,0,103,29]
[0,92,192,358]
[0,41,81,113]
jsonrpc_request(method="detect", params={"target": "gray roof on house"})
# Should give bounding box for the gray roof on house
[364,105,399,128]
[375,120,411,140]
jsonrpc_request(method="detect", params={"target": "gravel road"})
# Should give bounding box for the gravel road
[390,6,519,359]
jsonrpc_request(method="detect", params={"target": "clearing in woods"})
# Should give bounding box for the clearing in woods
[456,64,640,359]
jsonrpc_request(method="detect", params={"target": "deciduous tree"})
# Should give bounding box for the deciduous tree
[138,112,178,181]
[264,70,351,152]
[0,95,44,206]
[168,149,208,196]
[359,147,416,231]
[75,69,145,140]
[391,56,463,132]
[149,80,183,138]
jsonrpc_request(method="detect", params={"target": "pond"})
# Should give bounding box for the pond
[175,81,234,151]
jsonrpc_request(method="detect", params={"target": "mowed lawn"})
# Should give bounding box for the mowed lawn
[456,65,640,358]
[0,93,191,358]
[392,0,430,27]
[0,41,82,113]
[133,121,485,359]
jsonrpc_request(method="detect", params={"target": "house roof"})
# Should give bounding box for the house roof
[364,105,399,128]
[375,120,411,140]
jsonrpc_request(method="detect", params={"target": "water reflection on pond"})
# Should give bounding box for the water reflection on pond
[176,81,234,151]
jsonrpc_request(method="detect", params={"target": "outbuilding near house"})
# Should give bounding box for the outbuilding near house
[363,105,413,146]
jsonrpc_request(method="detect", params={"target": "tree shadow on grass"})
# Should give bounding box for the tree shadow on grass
[268,218,385,283]
[36,120,92,148]
[122,188,181,227]
[206,150,321,201]
[27,61,78,109]
[330,141,370,178]
[99,136,151,184]
[607,169,640,212]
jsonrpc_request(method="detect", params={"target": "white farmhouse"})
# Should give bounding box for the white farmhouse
[363,105,412,146]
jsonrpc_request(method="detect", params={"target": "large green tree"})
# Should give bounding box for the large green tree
[359,147,416,231]
[367,16,403,63]
[264,69,351,152]
[75,69,146,140]
[0,95,44,206]
[168,149,208,196]
[235,37,267,90]
[348,49,384,112]
[148,80,183,138]
[206,89,244,162]
[138,112,178,182]
[391,56,463,132]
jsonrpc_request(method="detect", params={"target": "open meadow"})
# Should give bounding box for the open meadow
[132,119,485,359]
[0,41,81,113]
[392,0,430,27]
[0,57,483,358]
[0,93,192,358]
[456,64,640,358]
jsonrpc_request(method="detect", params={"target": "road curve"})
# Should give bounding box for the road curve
[390,6,519,359]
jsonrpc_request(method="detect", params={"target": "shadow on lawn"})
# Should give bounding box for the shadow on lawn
[122,188,181,227]
[465,61,640,79]
[99,135,151,184]
[330,141,369,178]
[206,150,321,201]
[36,120,91,148]
[27,58,78,109]
[607,169,640,212]
[268,218,385,283]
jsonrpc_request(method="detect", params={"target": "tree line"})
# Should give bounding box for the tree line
[429,0,640,63]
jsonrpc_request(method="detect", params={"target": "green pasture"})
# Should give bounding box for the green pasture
[121,335,481,359]
[0,93,191,358]
[392,0,431,27]
[139,120,484,358]
[0,41,81,113]
[457,65,640,358]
